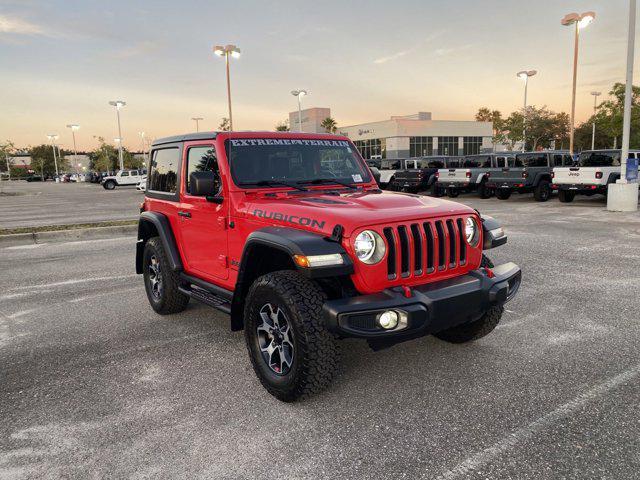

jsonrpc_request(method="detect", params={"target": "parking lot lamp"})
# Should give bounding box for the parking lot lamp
[66,124,80,175]
[590,91,601,150]
[213,45,241,131]
[46,134,60,179]
[191,117,203,132]
[291,90,308,132]
[108,100,126,171]
[517,70,537,152]
[138,131,146,164]
[561,11,596,155]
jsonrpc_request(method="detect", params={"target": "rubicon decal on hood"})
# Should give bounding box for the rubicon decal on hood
[230,139,349,147]
[252,209,326,229]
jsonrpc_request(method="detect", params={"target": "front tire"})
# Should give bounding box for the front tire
[558,190,575,203]
[143,237,189,314]
[434,305,503,343]
[495,188,511,200]
[244,271,339,402]
[103,180,116,190]
[534,180,551,202]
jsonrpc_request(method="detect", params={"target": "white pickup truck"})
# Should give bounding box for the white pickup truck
[101,169,146,190]
[552,149,640,202]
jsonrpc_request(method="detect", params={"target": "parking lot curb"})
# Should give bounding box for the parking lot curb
[0,224,137,247]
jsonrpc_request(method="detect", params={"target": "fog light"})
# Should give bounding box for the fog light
[377,310,399,329]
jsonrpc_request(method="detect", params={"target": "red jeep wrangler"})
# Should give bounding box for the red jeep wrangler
[136,132,521,401]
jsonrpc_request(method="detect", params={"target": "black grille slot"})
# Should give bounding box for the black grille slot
[397,226,410,277]
[446,220,457,267]
[383,227,397,279]
[456,218,467,265]
[423,223,435,273]
[435,221,446,270]
[410,224,423,275]
[347,313,378,331]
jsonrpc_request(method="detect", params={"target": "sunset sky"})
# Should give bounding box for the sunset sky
[0,0,638,150]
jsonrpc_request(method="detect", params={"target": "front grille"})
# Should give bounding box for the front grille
[383,218,467,280]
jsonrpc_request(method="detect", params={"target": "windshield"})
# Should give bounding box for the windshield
[463,156,491,168]
[579,151,621,167]
[514,153,548,167]
[226,138,371,187]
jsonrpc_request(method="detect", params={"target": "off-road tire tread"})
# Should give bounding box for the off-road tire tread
[495,189,511,200]
[534,180,550,202]
[244,271,339,402]
[434,305,503,344]
[558,190,575,203]
[144,237,189,314]
[479,180,492,199]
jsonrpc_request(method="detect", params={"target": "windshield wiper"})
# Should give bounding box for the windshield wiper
[237,180,308,191]
[298,178,359,190]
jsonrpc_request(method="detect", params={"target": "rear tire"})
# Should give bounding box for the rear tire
[478,181,492,199]
[558,190,575,203]
[430,183,444,197]
[534,180,551,202]
[143,237,190,314]
[495,189,511,200]
[447,187,459,198]
[244,271,339,402]
[103,180,116,190]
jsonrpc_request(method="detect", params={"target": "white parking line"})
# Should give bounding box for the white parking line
[434,364,640,480]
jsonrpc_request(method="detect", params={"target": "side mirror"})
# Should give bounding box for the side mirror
[369,166,381,185]
[190,171,222,203]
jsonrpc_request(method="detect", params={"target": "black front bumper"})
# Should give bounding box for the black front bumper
[323,263,521,346]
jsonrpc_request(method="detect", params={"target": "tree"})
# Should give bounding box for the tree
[88,137,140,172]
[30,144,69,177]
[475,108,504,149]
[321,117,338,134]
[0,140,15,177]
[218,117,231,132]
[275,120,290,131]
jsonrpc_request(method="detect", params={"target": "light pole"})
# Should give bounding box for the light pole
[191,117,204,132]
[46,134,60,179]
[608,0,638,212]
[291,89,308,132]
[108,100,126,171]
[590,91,601,150]
[213,45,241,131]
[517,70,537,152]
[138,131,146,164]
[561,11,596,156]
[66,124,80,176]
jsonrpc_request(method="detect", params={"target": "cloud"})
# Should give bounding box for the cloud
[373,31,445,65]
[435,44,473,57]
[0,14,48,36]
[373,49,412,64]
[109,40,159,59]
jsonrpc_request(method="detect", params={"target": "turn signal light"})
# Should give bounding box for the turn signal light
[522,171,528,178]
[466,171,472,178]
[435,172,440,178]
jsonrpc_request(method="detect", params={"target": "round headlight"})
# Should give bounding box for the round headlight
[465,217,479,245]
[354,230,386,264]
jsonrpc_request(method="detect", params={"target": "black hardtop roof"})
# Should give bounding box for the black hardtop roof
[580,149,640,153]
[516,150,570,155]
[151,131,348,147]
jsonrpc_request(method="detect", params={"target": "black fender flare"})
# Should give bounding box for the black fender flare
[230,226,354,330]
[481,215,507,250]
[136,211,183,274]
[426,174,438,187]
[532,172,552,187]
[606,172,620,185]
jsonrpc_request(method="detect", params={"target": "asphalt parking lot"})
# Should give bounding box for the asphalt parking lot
[0,181,141,229]
[1,192,639,479]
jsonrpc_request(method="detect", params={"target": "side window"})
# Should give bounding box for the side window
[553,154,563,166]
[563,154,574,166]
[149,148,179,193]
[131,170,138,176]
[186,146,220,194]
[121,171,129,177]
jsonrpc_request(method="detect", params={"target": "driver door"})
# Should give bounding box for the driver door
[177,143,229,281]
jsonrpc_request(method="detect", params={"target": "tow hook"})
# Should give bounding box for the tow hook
[483,267,495,278]
[401,285,412,298]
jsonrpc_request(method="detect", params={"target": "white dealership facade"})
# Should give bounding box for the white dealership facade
[338,112,493,159]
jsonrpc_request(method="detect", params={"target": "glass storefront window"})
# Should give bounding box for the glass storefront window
[409,137,433,157]
[353,138,386,159]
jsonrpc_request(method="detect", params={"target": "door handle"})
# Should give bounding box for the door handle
[178,211,191,218]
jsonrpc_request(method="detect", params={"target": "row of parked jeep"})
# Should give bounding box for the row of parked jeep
[370,149,639,203]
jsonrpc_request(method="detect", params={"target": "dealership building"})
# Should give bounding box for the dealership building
[337,112,493,159]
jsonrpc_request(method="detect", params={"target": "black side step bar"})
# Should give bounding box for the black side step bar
[178,273,233,314]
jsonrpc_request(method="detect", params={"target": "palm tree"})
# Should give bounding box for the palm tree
[321,117,337,134]
[218,117,231,132]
